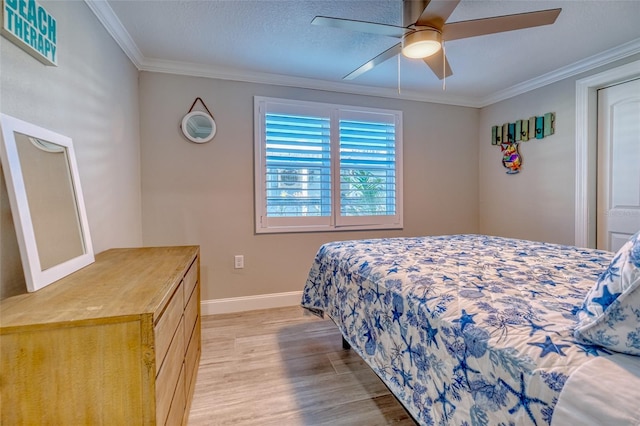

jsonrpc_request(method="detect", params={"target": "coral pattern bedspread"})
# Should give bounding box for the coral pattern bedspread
[301,234,621,425]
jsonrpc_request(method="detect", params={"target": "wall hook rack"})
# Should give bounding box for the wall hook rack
[491,112,555,174]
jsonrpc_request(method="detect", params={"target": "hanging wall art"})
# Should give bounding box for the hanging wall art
[491,112,555,174]
[1,0,58,65]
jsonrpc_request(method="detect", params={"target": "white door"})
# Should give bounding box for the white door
[596,78,640,251]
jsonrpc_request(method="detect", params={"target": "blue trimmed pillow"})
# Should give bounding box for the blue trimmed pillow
[574,230,640,355]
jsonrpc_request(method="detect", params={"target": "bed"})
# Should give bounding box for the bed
[301,234,640,425]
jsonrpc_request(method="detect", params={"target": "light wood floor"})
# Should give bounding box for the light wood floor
[188,306,416,425]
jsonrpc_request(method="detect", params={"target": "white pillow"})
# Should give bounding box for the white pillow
[574,230,640,355]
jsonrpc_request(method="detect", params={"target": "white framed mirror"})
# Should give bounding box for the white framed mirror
[181,111,216,143]
[0,114,94,292]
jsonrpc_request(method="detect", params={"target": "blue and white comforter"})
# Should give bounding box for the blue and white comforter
[301,235,616,425]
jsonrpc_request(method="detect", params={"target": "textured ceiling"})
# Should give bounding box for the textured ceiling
[103,0,640,106]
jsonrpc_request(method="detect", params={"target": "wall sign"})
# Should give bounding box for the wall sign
[1,0,57,66]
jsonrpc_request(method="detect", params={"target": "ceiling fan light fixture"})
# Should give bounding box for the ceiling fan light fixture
[401,29,442,59]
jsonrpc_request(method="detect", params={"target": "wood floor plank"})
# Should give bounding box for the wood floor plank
[188,306,416,425]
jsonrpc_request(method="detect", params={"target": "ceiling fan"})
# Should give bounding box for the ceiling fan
[312,0,561,80]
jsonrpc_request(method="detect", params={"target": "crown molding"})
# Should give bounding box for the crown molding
[139,57,481,107]
[86,1,640,109]
[84,0,144,68]
[82,0,481,107]
[479,38,640,107]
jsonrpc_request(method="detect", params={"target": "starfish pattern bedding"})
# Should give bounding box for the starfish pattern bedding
[301,234,635,425]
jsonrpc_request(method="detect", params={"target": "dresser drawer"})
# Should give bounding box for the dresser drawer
[183,260,198,308]
[155,282,184,371]
[156,317,184,425]
[185,315,201,392]
[165,366,186,426]
[184,283,199,343]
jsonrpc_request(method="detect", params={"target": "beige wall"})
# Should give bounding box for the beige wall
[0,1,142,298]
[478,79,576,244]
[478,55,640,245]
[139,72,479,301]
[4,3,634,303]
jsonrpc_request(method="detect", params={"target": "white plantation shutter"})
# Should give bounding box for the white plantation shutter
[338,111,398,226]
[255,97,402,233]
[265,113,331,218]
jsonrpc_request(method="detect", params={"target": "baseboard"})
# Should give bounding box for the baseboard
[200,291,303,315]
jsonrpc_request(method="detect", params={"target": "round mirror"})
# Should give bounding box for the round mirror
[181,111,216,143]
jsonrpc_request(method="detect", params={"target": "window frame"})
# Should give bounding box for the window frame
[254,96,403,234]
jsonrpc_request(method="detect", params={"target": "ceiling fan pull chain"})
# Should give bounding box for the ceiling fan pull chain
[442,40,446,91]
[398,0,402,95]
[397,54,401,95]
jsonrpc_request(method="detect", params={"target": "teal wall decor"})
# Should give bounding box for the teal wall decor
[1,0,57,65]
[491,112,555,174]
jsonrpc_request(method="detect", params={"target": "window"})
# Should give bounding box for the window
[254,97,403,233]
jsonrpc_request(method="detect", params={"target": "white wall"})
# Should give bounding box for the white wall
[0,1,142,298]
[139,72,479,302]
[478,55,640,245]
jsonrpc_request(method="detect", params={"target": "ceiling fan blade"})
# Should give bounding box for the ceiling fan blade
[343,43,402,80]
[443,8,561,41]
[403,0,429,26]
[423,49,452,80]
[415,0,461,28]
[311,16,408,38]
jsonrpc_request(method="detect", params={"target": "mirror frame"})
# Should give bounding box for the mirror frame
[0,113,94,292]
[181,111,216,143]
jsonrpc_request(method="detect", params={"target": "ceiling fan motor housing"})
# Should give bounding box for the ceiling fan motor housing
[402,28,442,58]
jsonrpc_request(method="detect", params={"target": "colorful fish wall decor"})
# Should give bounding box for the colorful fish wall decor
[491,112,555,174]
[501,143,521,174]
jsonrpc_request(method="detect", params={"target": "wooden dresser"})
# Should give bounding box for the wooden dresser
[0,246,201,425]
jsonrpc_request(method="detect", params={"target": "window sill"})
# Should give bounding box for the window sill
[255,222,403,234]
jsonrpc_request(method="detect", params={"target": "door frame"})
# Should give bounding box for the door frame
[575,60,640,248]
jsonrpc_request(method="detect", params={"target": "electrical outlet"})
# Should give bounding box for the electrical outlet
[234,255,244,269]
